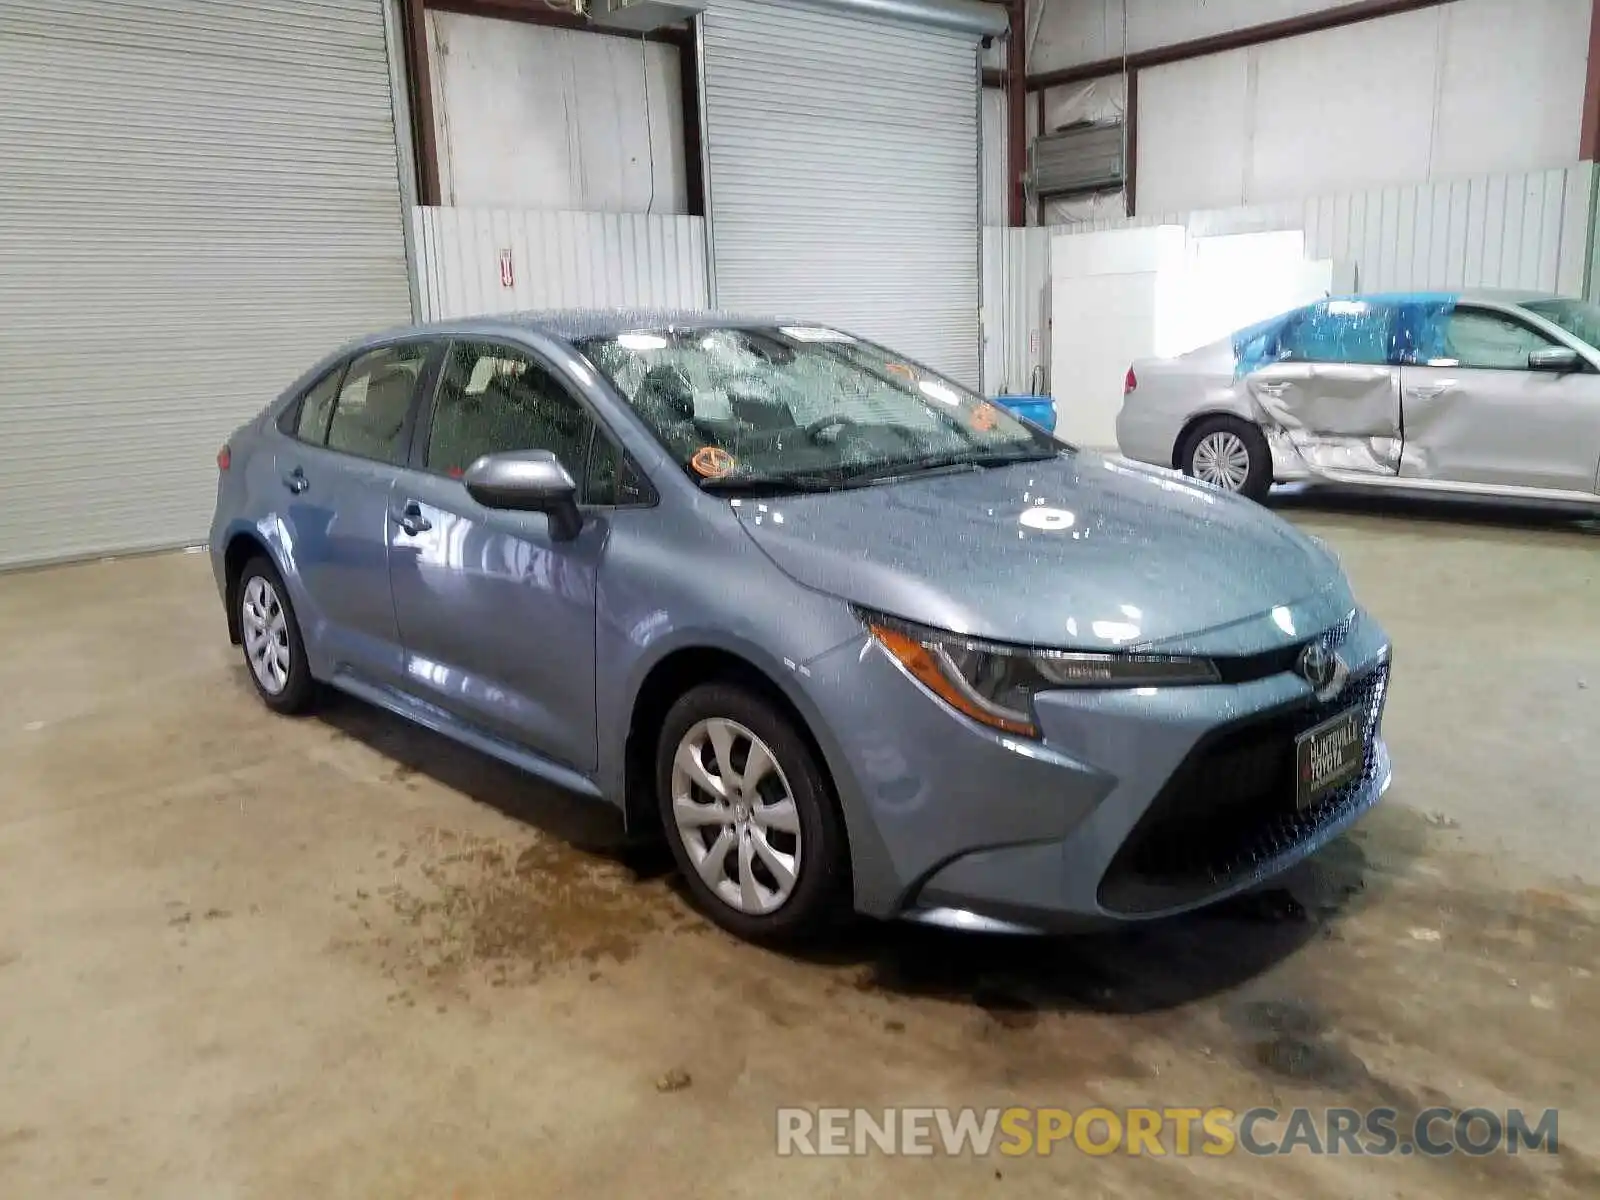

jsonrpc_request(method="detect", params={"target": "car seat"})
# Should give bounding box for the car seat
[339,365,415,456]
[636,364,696,423]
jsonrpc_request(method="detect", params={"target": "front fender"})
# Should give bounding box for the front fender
[597,611,899,915]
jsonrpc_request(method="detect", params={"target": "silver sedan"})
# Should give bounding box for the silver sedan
[1115,289,1600,507]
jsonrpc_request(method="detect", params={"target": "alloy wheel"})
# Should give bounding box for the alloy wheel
[241,576,291,695]
[670,717,802,915]
[1192,430,1252,491]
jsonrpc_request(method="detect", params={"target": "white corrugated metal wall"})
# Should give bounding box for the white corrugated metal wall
[1060,165,1596,291]
[413,207,710,318]
[699,0,987,387]
[983,226,1053,396]
[0,0,414,568]
[989,163,1598,395]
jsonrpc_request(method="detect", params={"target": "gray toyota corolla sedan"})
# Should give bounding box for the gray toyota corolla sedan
[211,310,1393,941]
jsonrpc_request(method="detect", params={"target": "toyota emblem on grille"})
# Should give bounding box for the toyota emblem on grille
[1297,641,1349,700]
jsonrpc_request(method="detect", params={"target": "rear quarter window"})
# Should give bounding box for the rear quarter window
[279,368,342,442]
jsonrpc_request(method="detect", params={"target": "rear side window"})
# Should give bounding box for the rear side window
[325,344,429,464]
[292,370,342,443]
[1279,300,1396,366]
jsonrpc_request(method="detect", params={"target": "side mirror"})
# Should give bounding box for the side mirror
[461,450,583,541]
[1529,346,1582,373]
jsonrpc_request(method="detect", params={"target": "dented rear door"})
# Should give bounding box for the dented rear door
[1246,300,1403,477]
[1398,305,1600,492]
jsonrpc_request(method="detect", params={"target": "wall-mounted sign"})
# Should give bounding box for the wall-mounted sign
[499,249,514,288]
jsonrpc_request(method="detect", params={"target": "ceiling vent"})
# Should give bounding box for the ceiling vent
[588,0,706,32]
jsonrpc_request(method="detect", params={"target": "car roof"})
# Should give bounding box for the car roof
[1332,288,1565,307]
[349,308,814,351]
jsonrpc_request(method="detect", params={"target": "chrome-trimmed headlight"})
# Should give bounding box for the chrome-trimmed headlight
[863,613,1221,737]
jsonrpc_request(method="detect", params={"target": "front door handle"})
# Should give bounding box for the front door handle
[1256,381,1290,397]
[282,467,310,495]
[391,501,432,537]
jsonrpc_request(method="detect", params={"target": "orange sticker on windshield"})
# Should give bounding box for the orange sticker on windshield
[971,402,1001,432]
[886,362,918,384]
[691,446,737,479]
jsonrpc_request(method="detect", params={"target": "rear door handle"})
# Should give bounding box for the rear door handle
[391,501,432,536]
[1256,382,1290,397]
[1408,383,1452,399]
[282,467,310,495]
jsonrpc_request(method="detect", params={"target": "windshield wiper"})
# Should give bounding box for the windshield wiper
[698,472,848,496]
[851,447,1061,485]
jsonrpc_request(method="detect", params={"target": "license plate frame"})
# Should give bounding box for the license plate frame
[1295,705,1365,810]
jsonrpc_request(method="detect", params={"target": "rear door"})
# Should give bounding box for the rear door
[1245,299,1403,476]
[1398,305,1600,492]
[274,340,433,685]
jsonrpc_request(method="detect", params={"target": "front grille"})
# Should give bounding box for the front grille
[1098,658,1389,915]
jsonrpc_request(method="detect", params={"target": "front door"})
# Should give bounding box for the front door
[1399,305,1600,492]
[274,341,431,684]
[388,339,606,773]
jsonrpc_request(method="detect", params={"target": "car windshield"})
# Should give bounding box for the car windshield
[574,325,1061,492]
[1521,298,1600,349]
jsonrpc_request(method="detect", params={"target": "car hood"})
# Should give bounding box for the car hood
[730,452,1353,653]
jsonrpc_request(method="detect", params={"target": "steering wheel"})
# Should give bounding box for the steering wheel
[726,412,858,449]
[800,414,857,442]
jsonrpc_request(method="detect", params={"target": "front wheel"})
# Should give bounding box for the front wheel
[655,683,850,942]
[1182,415,1273,501]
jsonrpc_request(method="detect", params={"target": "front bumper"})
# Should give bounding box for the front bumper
[805,607,1392,930]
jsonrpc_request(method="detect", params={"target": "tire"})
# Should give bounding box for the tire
[236,556,318,715]
[1181,415,1274,502]
[655,682,850,942]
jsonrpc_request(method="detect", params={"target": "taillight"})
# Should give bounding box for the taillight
[1123,367,1138,395]
[217,445,231,471]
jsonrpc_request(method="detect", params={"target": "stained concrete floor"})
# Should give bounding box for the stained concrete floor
[0,492,1596,1199]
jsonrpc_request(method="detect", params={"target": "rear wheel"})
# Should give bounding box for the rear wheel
[656,682,849,942]
[237,557,317,714]
[1182,415,1273,501]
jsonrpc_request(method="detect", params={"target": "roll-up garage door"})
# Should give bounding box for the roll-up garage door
[700,0,995,387]
[0,0,414,568]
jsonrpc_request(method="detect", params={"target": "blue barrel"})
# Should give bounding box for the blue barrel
[992,394,1057,434]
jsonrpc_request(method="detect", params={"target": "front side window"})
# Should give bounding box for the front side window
[1434,309,1558,371]
[427,341,616,499]
[324,343,429,464]
[1522,298,1600,352]
[583,432,653,506]
[574,326,1059,493]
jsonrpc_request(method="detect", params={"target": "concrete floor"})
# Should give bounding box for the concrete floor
[1,493,1596,1199]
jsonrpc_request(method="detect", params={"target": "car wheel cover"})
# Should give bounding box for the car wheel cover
[670,717,803,915]
[241,576,292,696]
[1192,431,1251,491]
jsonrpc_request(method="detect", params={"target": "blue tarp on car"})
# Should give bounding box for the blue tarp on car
[1231,292,1462,376]
[991,394,1057,434]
